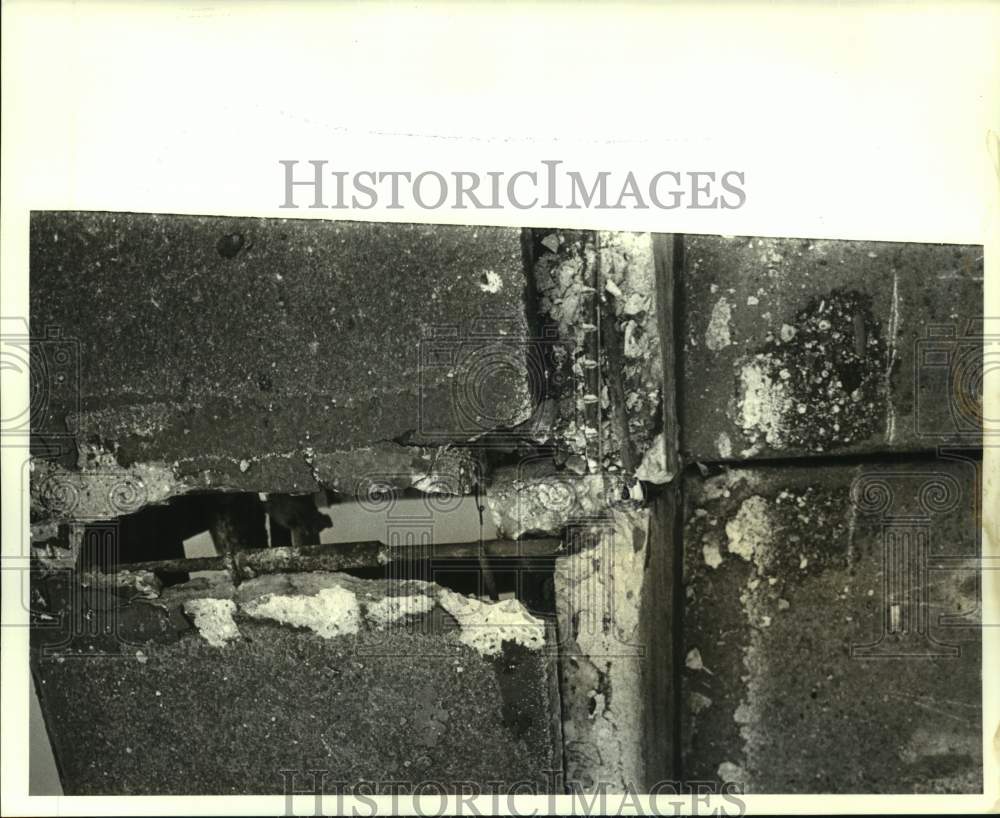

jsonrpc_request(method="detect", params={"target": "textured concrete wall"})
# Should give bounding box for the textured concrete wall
[28,220,984,796]
[680,458,982,792]
[676,235,984,794]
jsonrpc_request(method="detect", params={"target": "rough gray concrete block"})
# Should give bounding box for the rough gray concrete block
[681,456,983,792]
[680,237,983,461]
[31,570,561,794]
[30,212,537,490]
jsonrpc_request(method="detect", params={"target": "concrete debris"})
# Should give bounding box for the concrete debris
[437,590,545,657]
[686,647,712,674]
[532,230,664,483]
[242,586,363,639]
[183,598,240,648]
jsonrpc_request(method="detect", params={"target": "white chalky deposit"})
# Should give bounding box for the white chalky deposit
[634,432,672,483]
[478,270,504,293]
[738,356,791,447]
[184,598,240,648]
[364,594,436,628]
[703,540,724,569]
[686,647,711,673]
[437,590,545,657]
[705,297,733,351]
[717,761,748,785]
[725,495,772,563]
[716,432,733,459]
[242,586,362,639]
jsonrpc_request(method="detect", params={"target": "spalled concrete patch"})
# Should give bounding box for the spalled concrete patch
[734,289,887,454]
[554,508,651,793]
[486,458,624,539]
[724,496,771,564]
[437,591,545,657]
[532,230,664,482]
[681,459,982,793]
[705,297,733,351]
[364,594,437,628]
[183,598,240,648]
[242,585,363,639]
[681,236,983,459]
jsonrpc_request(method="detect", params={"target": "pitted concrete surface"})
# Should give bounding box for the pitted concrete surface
[31,571,560,794]
[681,458,982,793]
[30,212,537,483]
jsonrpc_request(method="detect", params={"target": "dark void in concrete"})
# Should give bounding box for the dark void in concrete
[30,212,538,487]
[680,237,983,460]
[31,571,561,794]
[680,456,982,793]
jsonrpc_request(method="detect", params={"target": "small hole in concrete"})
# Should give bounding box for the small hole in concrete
[216,232,245,259]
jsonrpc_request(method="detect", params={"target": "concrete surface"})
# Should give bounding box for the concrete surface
[30,570,561,794]
[681,456,982,792]
[680,236,983,461]
[30,212,537,488]
[27,221,986,797]
[555,510,650,792]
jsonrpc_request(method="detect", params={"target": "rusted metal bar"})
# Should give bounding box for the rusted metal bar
[120,555,226,573]
[112,537,564,578]
[583,232,603,469]
[601,289,638,475]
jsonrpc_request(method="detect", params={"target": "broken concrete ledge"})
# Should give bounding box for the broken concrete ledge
[30,444,648,554]
[29,442,482,527]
